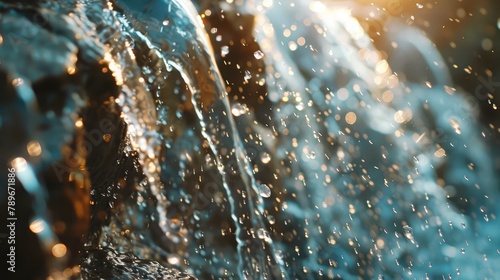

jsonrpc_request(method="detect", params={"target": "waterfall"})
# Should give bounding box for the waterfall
[0,0,498,279]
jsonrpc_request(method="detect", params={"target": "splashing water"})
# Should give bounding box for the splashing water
[0,0,499,279]
[84,0,286,278]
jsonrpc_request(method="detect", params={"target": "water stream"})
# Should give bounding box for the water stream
[0,0,499,279]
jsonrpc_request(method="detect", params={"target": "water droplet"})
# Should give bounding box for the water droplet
[346,112,357,124]
[29,219,46,234]
[205,154,212,165]
[461,222,466,229]
[27,140,42,157]
[193,210,201,221]
[307,151,316,159]
[244,70,252,81]
[295,102,304,111]
[461,248,465,254]
[254,50,264,59]
[221,45,229,57]
[194,230,204,239]
[449,118,461,134]
[270,252,282,267]
[52,243,67,258]
[259,184,271,198]
[402,225,414,242]
[176,109,183,118]
[11,157,27,172]
[260,152,271,164]
[257,228,270,239]
[167,256,180,265]
[416,3,423,9]
[231,103,246,117]
[267,215,276,225]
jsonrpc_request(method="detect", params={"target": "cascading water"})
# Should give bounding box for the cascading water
[107,0,286,278]
[0,0,499,279]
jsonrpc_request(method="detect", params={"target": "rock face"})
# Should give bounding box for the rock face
[0,0,499,279]
[0,1,192,279]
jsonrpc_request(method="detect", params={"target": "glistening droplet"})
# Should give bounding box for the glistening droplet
[259,184,271,198]
[402,225,414,242]
[254,50,264,59]
[260,152,271,164]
